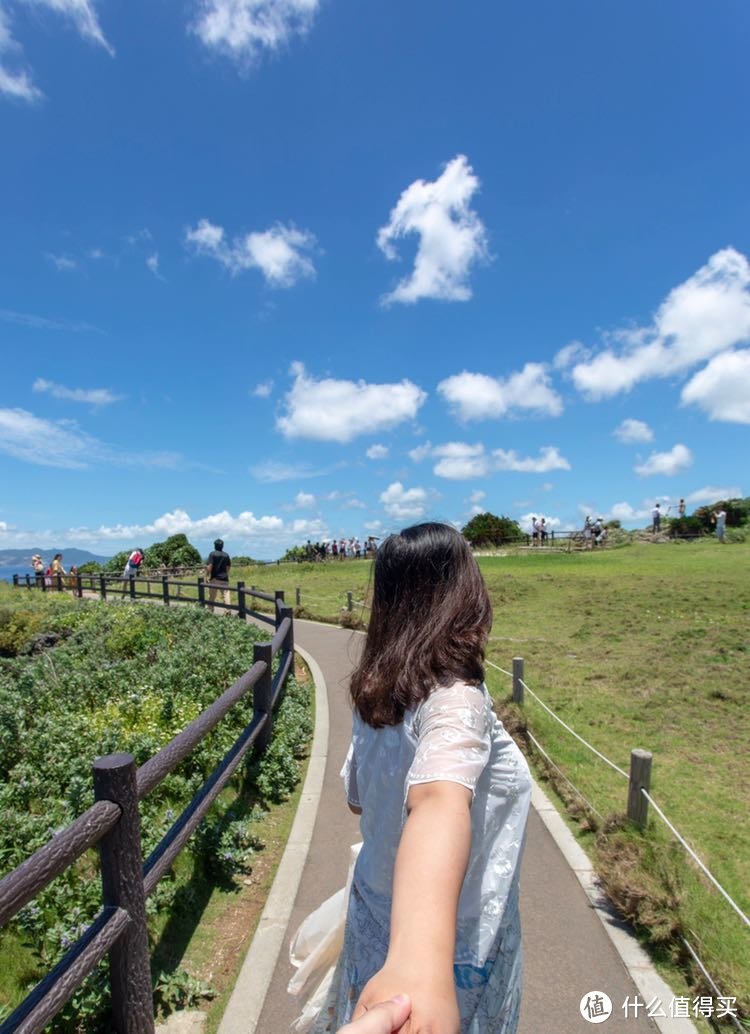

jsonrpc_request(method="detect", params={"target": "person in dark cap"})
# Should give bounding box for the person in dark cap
[206,538,231,613]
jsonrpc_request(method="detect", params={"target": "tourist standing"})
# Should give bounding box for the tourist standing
[713,508,727,543]
[206,538,231,612]
[652,503,661,534]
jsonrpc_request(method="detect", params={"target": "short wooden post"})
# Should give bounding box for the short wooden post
[197,577,205,608]
[76,573,83,598]
[279,603,295,677]
[93,753,154,1033]
[253,642,274,752]
[12,574,18,587]
[347,591,353,612]
[128,575,136,600]
[295,587,301,606]
[275,590,285,629]
[162,575,170,607]
[237,581,246,621]
[100,574,107,599]
[512,657,524,704]
[25,574,32,589]
[627,749,652,828]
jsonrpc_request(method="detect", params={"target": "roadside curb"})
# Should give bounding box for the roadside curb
[531,783,698,1033]
[217,641,329,1034]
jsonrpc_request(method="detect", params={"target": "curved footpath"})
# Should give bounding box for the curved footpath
[219,619,697,1034]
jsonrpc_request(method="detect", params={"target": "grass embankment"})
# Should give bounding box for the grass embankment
[0,585,313,1031]
[244,541,750,1022]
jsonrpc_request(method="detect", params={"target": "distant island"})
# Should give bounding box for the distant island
[0,548,112,569]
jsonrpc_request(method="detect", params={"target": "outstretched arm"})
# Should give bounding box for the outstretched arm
[353,780,471,1034]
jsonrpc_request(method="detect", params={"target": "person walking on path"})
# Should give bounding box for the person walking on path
[301,522,531,1034]
[206,538,231,612]
[50,553,66,588]
[712,508,727,543]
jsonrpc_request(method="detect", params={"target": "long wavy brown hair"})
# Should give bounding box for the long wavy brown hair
[350,522,492,727]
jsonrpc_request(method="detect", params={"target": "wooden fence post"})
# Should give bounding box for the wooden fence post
[295,587,301,607]
[279,603,295,677]
[347,591,353,613]
[92,753,154,1034]
[162,575,170,607]
[76,573,83,598]
[274,590,285,629]
[100,574,107,599]
[627,749,652,828]
[512,657,524,704]
[12,575,18,587]
[197,577,205,608]
[253,642,273,752]
[237,581,246,621]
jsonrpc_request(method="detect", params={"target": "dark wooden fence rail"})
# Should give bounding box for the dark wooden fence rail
[2,577,295,1033]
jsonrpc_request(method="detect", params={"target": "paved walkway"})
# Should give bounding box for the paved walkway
[225,618,694,1034]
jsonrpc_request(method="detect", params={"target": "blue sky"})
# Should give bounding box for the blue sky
[1,0,748,559]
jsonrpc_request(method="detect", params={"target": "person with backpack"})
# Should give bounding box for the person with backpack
[206,538,231,613]
[122,548,144,593]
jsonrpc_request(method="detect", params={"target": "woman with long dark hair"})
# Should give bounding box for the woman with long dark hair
[311,523,531,1033]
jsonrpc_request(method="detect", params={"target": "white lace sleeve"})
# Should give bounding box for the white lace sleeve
[340,742,360,808]
[406,682,491,798]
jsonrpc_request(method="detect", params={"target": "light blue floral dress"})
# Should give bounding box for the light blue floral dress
[311,680,531,1033]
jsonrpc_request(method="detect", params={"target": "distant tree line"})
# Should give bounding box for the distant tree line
[77,534,257,575]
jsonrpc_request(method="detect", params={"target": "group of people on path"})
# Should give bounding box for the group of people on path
[304,537,378,562]
[31,553,78,588]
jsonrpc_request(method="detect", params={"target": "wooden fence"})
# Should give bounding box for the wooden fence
[1,575,296,1033]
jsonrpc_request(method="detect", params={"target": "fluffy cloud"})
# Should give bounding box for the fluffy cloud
[190,0,319,65]
[252,380,273,398]
[46,253,77,272]
[437,364,563,422]
[33,377,121,406]
[432,442,489,480]
[185,218,316,287]
[27,0,114,55]
[0,6,41,101]
[380,482,428,521]
[294,491,316,508]
[608,501,653,523]
[366,444,389,460]
[250,459,329,482]
[571,249,750,402]
[377,155,489,305]
[613,418,653,444]
[146,252,164,280]
[492,446,571,473]
[634,443,693,477]
[680,349,750,424]
[687,485,742,504]
[0,408,180,469]
[468,490,485,504]
[277,362,426,443]
[408,441,433,462]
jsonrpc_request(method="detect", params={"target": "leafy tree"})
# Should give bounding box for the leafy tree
[462,512,523,547]
[692,499,746,533]
[143,534,202,570]
[231,555,256,566]
[669,516,704,539]
[104,550,130,574]
[281,545,307,562]
[77,562,102,574]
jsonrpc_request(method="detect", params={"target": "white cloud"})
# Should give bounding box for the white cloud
[185,218,316,287]
[492,446,571,473]
[571,248,750,400]
[190,0,319,65]
[468,490,485,505]
[366,444,389,460]
[680,349,750,424]
[687,485,742,505]
[277,362,426,443]
[146,252,164,280]
[24,0,114,55]
[294,491,315,508]
[613,418,654,444]
[408,441,433,462]
[341,497,366,510]
[554,341,589,370]
[46,252,77,272]
[250,459,328,482]
[377,155,489,305]
[33,377,121,406]
[438,364,563,421]
[634,443,693,477]
[0,308,101,332]
[0,6,41,101]
[0,407,180,469]
[608,501,653,523]
[252,380,273,398]
[432,442,489,481]
[380,481,428,521]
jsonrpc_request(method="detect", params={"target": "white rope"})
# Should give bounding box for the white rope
[526,732,604,820]
[488,662,513,678]
[680,936,745,1031]
[485,660,629,780]
[641,790,750,931]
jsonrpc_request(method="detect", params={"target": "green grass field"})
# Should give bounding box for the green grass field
[234,540,749,1018]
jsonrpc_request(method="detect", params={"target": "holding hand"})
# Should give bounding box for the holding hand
[339,993,411,1033]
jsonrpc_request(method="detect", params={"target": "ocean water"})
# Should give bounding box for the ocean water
[0,565,37,584]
